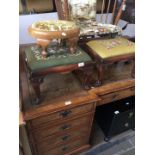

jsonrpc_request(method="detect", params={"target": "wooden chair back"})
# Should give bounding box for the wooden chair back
[55,0,127,25]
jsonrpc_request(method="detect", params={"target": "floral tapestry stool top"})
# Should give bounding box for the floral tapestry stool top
[24,45,93,104]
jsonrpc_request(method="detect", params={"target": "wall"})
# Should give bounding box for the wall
[19,12,58,44]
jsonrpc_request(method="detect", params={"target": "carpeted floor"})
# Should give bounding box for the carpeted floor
[81,122,135,155]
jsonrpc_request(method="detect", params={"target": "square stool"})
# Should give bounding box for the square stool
[80,37,135,85]
[24,45,94,104]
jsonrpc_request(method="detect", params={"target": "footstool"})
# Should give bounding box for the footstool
[24,45,94,104]
[80,37,135,85]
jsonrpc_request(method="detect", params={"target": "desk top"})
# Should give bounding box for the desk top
[20,45,135,121]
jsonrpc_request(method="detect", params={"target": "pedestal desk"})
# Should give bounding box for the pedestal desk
[20,45,135,155]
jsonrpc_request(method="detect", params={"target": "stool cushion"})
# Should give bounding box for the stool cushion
[25,46,92,72]
[86,37,135,59]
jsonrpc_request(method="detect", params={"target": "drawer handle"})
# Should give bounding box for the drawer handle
[61,124,71,130]
[62,146,69,151]
[60,110,72,117]
[112,94,118,99]
[61,135,70,141]
[130,87,135,91]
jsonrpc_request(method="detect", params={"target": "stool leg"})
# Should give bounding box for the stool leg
[30,77,44,104]
[37,39,51,58]
[97,63,104,85]
[82,66,94,90]
[73,67,92,90]
[67,36,79,54]
[74,65,97,89]
[83,74,91,90]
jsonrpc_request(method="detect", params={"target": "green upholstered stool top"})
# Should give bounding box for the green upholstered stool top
[25,45,92,72]
[86,37,135,59]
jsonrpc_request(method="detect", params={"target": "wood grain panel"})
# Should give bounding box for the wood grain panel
[32,114,92,142]
[39,138,88,155]
[30,103,94,128]
[36,127,90,152]
[97,87,135,106]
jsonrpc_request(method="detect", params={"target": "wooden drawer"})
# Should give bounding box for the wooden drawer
[36,126,90,153]
[39,137,88,155]
[30,103,95,128]
[98,87,135,106]
[33,114,92,142]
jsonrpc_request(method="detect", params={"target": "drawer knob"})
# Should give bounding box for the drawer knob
[61,124,71,130]
[61,135,70,141]
[60,110,72,117]
[62,146,68,151]
[112,94,117,99]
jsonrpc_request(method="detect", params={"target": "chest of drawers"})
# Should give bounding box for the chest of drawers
[20,49,99,155]
[25,96,97,155]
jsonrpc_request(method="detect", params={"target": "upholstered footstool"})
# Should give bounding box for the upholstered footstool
[24,45,94,104]
[80,37,135,85]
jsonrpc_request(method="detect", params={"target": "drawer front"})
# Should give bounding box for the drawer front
[33,114,92,142]
[31,103,94,128]
[98,87,135,106]
[36,126,90,153]
[39,138,88,155]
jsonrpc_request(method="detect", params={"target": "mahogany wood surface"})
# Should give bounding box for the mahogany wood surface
[24,46,95,104]
[79,37,135,84]
[65,144,90,155]
[20,46,97,155]
[20,44,135,155]
[79,37,135,63]
[31,113,92,142]
[20,45,135,118]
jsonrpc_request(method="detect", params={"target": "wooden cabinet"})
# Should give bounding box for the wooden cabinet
[20,48,135,155]
[32,114,92,142]
[40,138,88,155]
[20,49,98,155]
[29,103,94,128]
[25,100,97,155]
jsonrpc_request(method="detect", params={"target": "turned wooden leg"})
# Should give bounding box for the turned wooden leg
[67,36,79,54]
[82,66,93,90]
[96,63,104,85]
[84,65,101,88]
[41,47,48,58]
[73,68,91,90]
[73,65,95,90]
[37,39,51,58]
[30,77,44,104]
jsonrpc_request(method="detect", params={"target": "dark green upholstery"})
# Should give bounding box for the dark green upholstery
[25,46,92,72]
